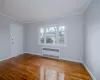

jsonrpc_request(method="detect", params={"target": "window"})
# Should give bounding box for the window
[40,28,45,43]
[39,25,66,46]
[45,27,57,44]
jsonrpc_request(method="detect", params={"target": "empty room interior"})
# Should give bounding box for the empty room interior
[0,0,100,80]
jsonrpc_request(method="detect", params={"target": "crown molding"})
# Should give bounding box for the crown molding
[0,12,24,23]
[23,0,92,23]
[82,0,92,13]
[0,0,92,24]
[23,11,84,23]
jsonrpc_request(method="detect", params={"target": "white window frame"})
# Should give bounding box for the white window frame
[38,24,67,47]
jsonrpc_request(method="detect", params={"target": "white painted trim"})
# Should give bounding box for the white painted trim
[0,54,24,62]
[82,0,92,13]
[0,12,23,23]
[60,57,83,63]
[23,52,82,63]
[83,63,96,80]
[0,56,13,61]
[38,25,67,47]
[0,53,41,61]
[23,0,92,23]
[0,10,85,24]
[24,52,42,56]
[0,0,92,24]
[23,11,84,23]
[0,53,82,64]
[39,44,66,47]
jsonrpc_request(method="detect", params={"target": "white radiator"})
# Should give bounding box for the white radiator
[42,48,60,59]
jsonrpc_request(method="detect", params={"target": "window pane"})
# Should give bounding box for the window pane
[46,27,57,44]
[59,26,65,44]
[40,28,44,43]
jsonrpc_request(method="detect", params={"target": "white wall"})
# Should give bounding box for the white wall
[24,14,84,62]
[84,0,100,79]
[0,14,23,61]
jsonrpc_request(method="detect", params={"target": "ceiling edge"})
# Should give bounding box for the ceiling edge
[23,0,93,24]
[23,11,84,24]
[0,0,92,24]
[82,0,92,13]
[0,12,24,23]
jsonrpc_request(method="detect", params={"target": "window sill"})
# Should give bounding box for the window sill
[38,44,66,47]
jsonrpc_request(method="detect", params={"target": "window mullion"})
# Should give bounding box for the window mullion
[44,28,46,44]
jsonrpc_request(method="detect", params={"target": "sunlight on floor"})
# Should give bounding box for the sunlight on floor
[40,66,64,80]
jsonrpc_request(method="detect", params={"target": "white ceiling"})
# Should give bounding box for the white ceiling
[0,0,91,22]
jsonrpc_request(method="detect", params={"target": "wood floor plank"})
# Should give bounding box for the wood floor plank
[0,53,92,80]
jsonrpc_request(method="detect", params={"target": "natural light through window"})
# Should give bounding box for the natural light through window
[39,25,66,46]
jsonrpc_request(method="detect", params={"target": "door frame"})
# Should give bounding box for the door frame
[10,23,23,57]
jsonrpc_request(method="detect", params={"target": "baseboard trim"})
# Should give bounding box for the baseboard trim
[83,63,96,80]
[0,54,22,62]
[24,52,42,56]
[60,57,83,63]
[24,53,83,63]
[0,57,12,61]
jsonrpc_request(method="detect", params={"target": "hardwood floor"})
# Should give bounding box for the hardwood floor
[0,53,92,80]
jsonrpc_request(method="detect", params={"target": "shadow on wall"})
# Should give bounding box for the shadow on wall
[91,28,100,79]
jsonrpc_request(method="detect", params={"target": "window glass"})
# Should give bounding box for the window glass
[39,26,65,45]
[40,28,44,43]
[46,27,57,44]
[59,26,65,44]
